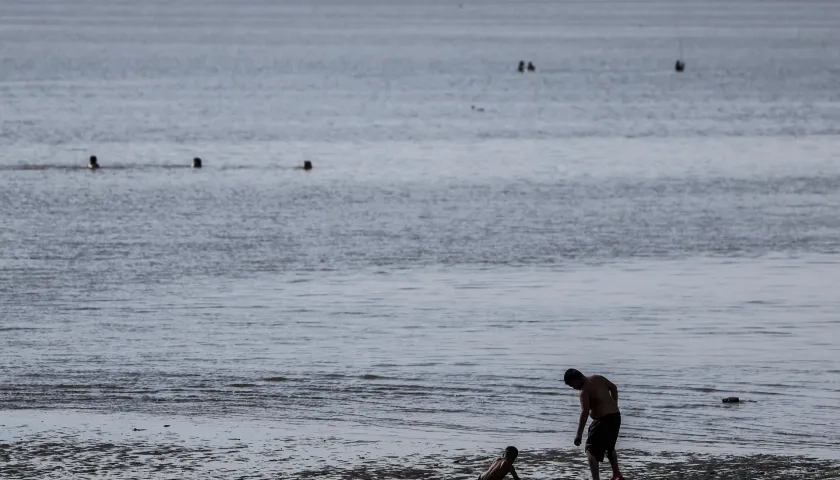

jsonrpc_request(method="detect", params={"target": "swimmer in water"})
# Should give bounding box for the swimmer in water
[192,157,202,168]
[88,155,99,169]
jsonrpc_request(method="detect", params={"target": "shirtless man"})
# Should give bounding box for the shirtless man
[564,369,624,480]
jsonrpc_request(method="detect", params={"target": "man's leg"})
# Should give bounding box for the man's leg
[606,450,623,479]
[585,450,600,480]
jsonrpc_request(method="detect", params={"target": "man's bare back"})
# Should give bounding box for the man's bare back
[581,375,619,419]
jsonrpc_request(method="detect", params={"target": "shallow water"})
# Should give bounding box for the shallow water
[2,0,840,472]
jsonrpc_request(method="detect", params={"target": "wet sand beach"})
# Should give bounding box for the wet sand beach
[5,410,838,479]
[3,437,839,480]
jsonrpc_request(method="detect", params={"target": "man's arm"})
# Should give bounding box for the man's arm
[605,378,618,405]
[575,389,590,444]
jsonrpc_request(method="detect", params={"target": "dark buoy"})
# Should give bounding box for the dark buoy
[303,160,312,171]
[88,155,99,170]
[517,60,525,73]
[527,61,535,72]
[675,60,685,72]
[192,157,202,168]
[722,397,740,404]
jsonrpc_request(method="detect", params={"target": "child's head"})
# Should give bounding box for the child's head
[504,446,518,462]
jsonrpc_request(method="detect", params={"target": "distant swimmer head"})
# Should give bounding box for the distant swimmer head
[527,61,535,72]
[88,155,99,169]
[675,60,685,72]
[517,60,525,73]
[192,157,202,168]
[303,160,313,171]
[504,446,519,462]
[564,368,586,390]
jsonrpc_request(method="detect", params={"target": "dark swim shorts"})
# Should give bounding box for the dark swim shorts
[586,412,621,462]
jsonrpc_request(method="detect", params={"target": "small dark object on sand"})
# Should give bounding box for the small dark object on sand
[722,397,740,403]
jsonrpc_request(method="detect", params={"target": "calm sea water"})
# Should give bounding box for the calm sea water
[2,0,840,466]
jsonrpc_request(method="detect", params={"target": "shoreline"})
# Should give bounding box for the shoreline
[3,411,839,480]
[2,435,838,480]
[4,408,840,461]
